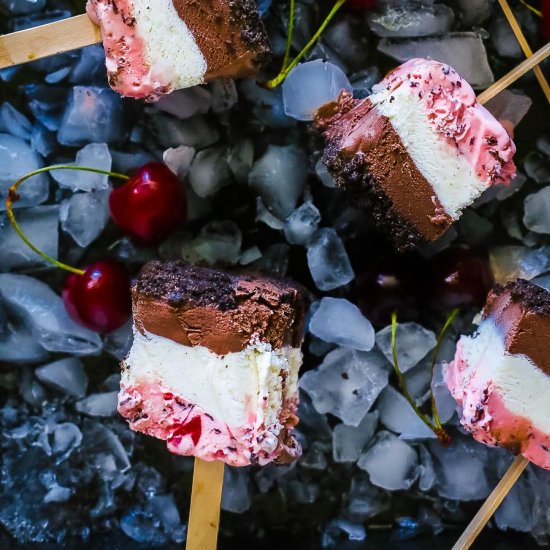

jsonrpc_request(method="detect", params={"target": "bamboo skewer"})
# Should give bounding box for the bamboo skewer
[0,14,100,69]
[452,455,529,550]
[497,0,550,104]
[186,459,225,550]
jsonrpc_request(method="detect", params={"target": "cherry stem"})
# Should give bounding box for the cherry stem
[518,0,542,17]
[6,165,130,276]
[263,0,347,89]
[281,0,296,71]
[391,311,452,445]
[430,308,460,431]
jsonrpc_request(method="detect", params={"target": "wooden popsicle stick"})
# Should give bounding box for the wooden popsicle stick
[478,41,550,104]
[497,0,550,104]
[186,459,225,550]
[0,14,100,70]
[452,455,529,550]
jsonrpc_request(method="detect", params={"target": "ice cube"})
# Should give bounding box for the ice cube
[35,357,88,399]
[1,0,46,14]
[0,273,102,355]
[533,273,550,293]
[358,431,419,491]
[51,143,112,192]
[70,45,106,85]
[490,245,550,283]
[249,145,307,219]
[309,297,375,351]
[315,158,337,188]
[301,441,328,470]
[431,363,457,424]
[491,14,522,58]
[148,113,219,149]
[60,189,111,247]
[376,385,436,440]
[376,322,436,373]
[332,412,378,463]
[403,360,432,406]
[282,60,352,121]
[210,79,238,113]
[0,205,59,271]
[494,470,534,532]
[485,89,532,134]
[256,197,284,230]
[0,321,49,364]
[0,133,49,210]
[0,102,32,141]
[104,320,133,360]
[307,228,355,291]
[57,87,127,146]
[221,467,251,513]
[43,484,72,504]
[300,347,389,426]
[188,146,232,198]
[455,0,492,26]
[524,188,550,234]
[418,444,436,491]
[51,422,83,458]
[323,16,370,71]
[428,434,492,500]
[523,151,550,184]
[378,33,494,89]
[350,67,381,99]
[367,4,454,37]
[240,80,295,129]
[120,509,166,545]
[30,123,56,157]
[150,495,186,543]
[344,473,391,522]
[76,392,118,417]
[284,201,321,245]
[163,145,195,180]
[155,87,212,119]
[228,139,254,185]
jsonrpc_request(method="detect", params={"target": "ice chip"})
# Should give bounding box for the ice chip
[1,102,33,140]
[283,60,352,121]
[156,87,212,119]
[0,274,102,356]
[524,187,550,234]
[309,297,375,351]
[0,206,59,271]
[163,145,195,180]
[376,323,436,373]
[300,347,389,426]
[358,431,419,491]
[60,189,111,247]
[249,145,307,219]
[332,412,378,463]
[490,245,550,284]
[307,228,355,291]
[51,143,112,192]
[222,467,251,513]
[52,422,83,458]
[35,358,88,399]
[284,201,321,245]
[76,392,118,417]
[0,133,49,210]
[188,146,232,198]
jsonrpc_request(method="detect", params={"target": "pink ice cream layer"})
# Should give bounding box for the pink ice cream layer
[87,0,171,101]
[373,58,516,186]
[446,338,550,470]
[118,381,301,467]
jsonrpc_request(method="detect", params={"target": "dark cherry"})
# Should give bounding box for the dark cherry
[430,247,494,309]
[345,0,376,12]
[62,260,132,333]
[354,254,427,327]
[109,162,187,245]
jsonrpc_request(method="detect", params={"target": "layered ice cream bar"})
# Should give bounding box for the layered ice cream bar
[118,261,310,467]
[315,58,516,251]
[446,279,550,469]
[87,0,271,101]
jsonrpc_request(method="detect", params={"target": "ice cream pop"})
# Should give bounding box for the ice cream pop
[118,261,310,467]
[446,279,550,470]
[315,58,517,251]
[86,0,271,101]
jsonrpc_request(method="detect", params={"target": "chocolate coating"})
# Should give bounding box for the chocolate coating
[172,0,271,80]
[315,92,452,252]
[484,279,550,375]
[133,261,311,355]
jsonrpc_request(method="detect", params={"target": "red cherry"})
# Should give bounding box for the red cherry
[430,247,494,309]
[345,0,376,12]
[62,260,132,333]
[109,163,187,244]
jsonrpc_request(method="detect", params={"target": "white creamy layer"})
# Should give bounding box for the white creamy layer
[457,319,550,434]
[370,86,488,220]
[124,329,302,430]
[132,0,207,89]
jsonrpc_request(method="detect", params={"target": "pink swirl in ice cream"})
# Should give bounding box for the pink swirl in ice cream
[374,58,516,186]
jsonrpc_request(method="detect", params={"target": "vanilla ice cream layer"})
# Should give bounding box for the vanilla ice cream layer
[447,319,550,436]
[369,85,489,220]
[123,329,302,432]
